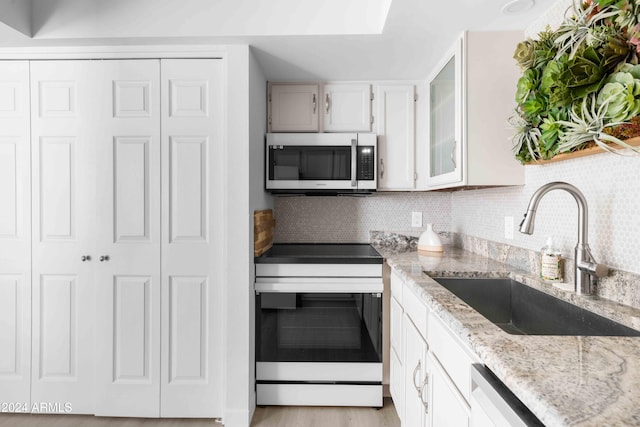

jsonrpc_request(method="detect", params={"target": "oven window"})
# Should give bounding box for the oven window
[269,146,352,180]
[256,292,382,363]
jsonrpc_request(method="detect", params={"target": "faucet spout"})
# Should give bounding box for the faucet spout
[519,182,607,295]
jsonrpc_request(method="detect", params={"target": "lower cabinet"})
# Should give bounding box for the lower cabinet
[428,352,470,427]
[403,314,429,427]
[390,269,476,427]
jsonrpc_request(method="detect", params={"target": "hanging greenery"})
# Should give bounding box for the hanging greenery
[510,0,640,163]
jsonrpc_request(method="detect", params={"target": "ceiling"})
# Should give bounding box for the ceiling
[0,0,558,80]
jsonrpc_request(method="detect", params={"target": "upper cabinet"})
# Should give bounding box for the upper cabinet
[376,84,416,190]
[268,82,372,133]
[268,83,320,132]
[323,83,372,132]
[426,31,525,190]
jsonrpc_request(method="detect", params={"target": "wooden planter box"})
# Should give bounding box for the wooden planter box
[525,136,640,165]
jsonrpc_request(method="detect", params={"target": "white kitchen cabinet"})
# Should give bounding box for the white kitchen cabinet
[30,60,97,414]
[0,61,31,408]
[428,351,470,427]
[269,83,319,132]
[390,293,404,420]
[426,31,524,190]
[376,84,416,190]
[323,83,372,132]
[403,314,429,427]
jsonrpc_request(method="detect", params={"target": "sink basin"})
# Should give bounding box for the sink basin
[433,278,640,336]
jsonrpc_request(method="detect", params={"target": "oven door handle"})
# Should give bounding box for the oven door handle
[255,278,383,293]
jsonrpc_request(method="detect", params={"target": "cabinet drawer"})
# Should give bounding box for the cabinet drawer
[404,287,428,339]
[390,270,403,304]
[428,312,476,403]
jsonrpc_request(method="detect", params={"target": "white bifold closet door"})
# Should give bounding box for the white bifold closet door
[159,59,224,418]
[30,60,96,414]
[94,59,162,417]
[0,61,31,408]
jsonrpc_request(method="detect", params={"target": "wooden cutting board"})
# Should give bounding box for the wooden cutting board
[254,209,276,257]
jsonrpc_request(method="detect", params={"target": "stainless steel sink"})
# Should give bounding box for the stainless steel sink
[433,278,640,336]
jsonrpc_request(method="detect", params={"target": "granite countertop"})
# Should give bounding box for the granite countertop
[377,244,640,427]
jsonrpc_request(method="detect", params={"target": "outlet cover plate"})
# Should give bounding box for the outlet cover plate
[412,211,423,228]
[505,216,514,240]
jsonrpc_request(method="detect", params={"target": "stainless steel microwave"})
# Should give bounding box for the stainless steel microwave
[265,133,377,195]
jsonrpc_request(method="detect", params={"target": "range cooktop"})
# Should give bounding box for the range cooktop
[255,243,383,264]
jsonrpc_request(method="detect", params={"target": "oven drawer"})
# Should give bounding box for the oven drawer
[257,384,383,407]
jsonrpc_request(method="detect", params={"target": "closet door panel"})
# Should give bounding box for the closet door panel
[160,59,223,418]
[0,61,30,408]
[30,60,95,414]
[94,59,161,417]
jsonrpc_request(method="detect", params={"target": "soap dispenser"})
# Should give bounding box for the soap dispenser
[540,236,563,282]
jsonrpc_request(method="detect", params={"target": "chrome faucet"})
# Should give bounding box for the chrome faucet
[519,182,608,295]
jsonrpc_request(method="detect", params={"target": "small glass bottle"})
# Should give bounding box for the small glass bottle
[540,236,563,282]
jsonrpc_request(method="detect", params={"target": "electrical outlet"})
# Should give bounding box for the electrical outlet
[504,216,514,240]
[412,211,423,228]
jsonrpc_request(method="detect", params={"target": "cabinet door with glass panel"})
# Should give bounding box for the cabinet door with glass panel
[427,38,463,187]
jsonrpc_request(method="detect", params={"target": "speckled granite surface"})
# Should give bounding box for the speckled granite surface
[375,242,640,427]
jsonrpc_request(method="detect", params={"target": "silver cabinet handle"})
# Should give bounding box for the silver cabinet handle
[325,93,330,114]
[81,255,91,262]
[420,372,429,413]
[312,93,317,114]
[451,141,457,169]
[380,158,385,180]
[412,360,422,393]
[99,255,110,262]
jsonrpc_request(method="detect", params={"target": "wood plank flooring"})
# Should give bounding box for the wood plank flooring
[250,398,400,427]
[0,398,399,427]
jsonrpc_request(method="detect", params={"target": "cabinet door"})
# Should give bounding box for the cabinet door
[403,314,428,427]
[390,296,404,419]
[30,60,96,414]
[160,59,224,418]
[269,84,319,132]
[94,60,162,417]
[376,85,415,190]
[0,61,31,408]
[427,38,463,188]
[323,83,372,132]
[428,352,470,427]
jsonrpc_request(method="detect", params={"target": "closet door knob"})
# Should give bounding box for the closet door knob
[99,255,110,262]
[81,255,91,262]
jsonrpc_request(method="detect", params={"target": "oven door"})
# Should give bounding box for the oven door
[256,291,382,364]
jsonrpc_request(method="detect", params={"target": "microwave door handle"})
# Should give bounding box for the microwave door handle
[351,139,357,188]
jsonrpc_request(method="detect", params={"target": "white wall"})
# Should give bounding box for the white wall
[224,45,253,427]
[247,48,271,423]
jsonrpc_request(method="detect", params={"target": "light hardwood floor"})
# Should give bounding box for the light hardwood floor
[0,399,399,427]
[250,398,400,427]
